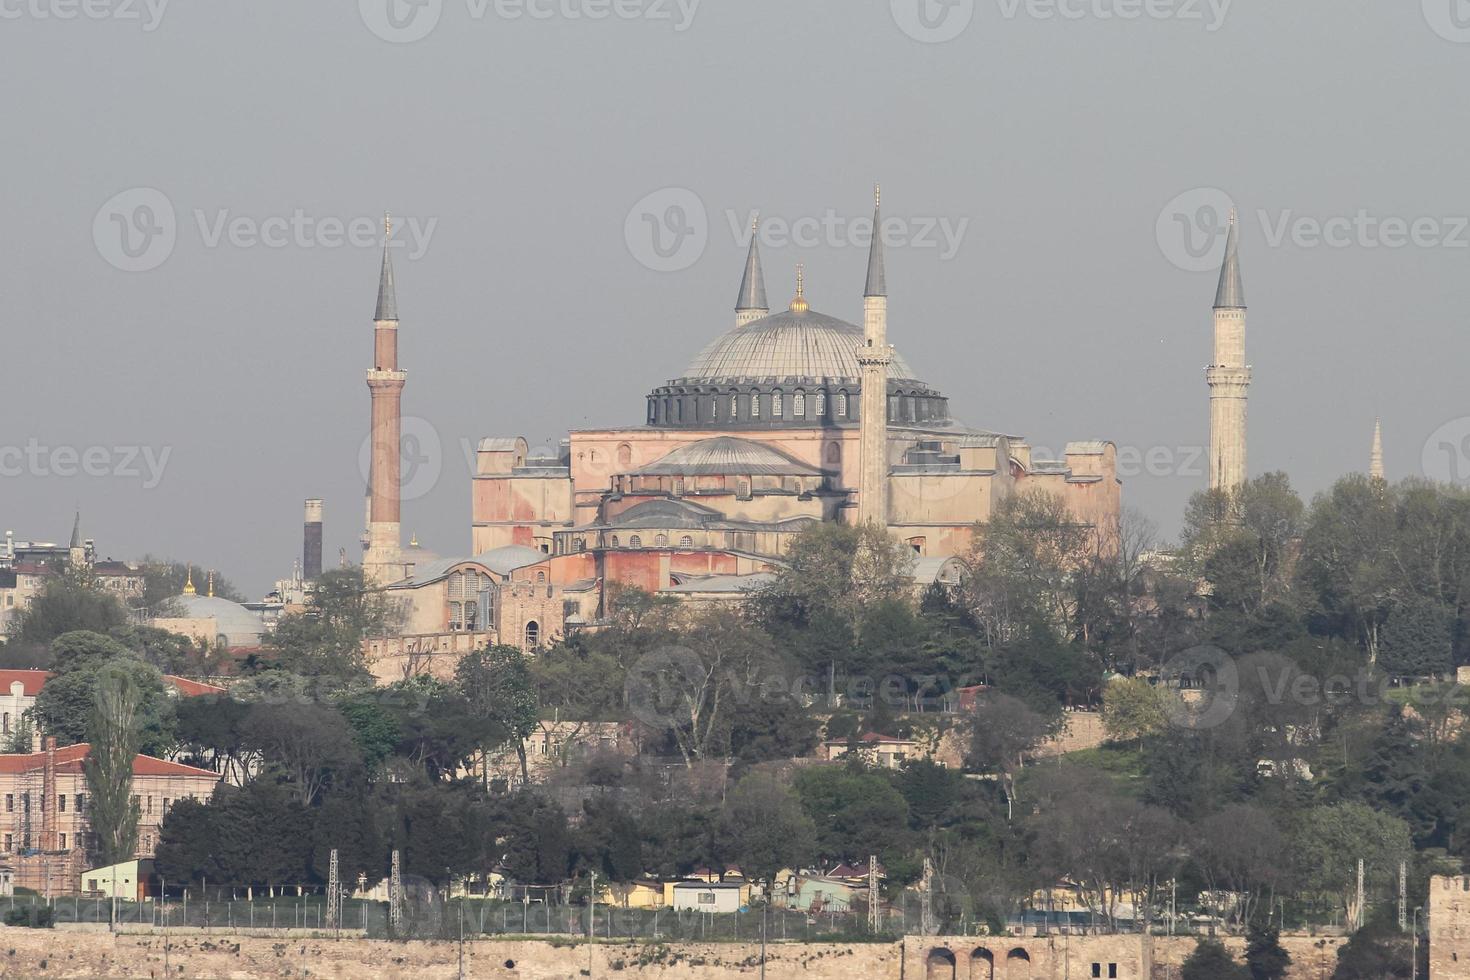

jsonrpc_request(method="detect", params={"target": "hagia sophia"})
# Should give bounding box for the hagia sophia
[357,190,1133,677]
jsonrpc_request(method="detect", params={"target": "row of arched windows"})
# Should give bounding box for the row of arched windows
[649,387,853,425]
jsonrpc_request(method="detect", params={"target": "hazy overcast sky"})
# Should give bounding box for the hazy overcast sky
[4,1,1468,594]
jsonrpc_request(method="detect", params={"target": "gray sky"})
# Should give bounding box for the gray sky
[3,0,1468,595]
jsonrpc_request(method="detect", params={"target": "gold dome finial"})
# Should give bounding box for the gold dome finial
[789,264,808,312]
[410,532,419,547]
[182,565,196,596]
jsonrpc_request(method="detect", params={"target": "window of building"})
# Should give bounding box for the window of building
[826,442,841,465]
[629,535,643,548]
[730,393,739,417]
[771,390,783,416]
[57,795,65,813]
[815,390,826,416]
[837,391,848,416]
[699,893,716,905]
[673,399,682,422]
[3,834,10,852]
[4,794,10,813]
[750,391,760,418]
[610,535,619,547]
[2,713,8,734]
[737,479,750,500]
[680,535,693,548]
[58,833,66,850]
[710,397,718,420]
[655,534,668,547]
[75,793,84,812]
[536,571,546,584]
[673,478,684,495]
[525,621,540,648]
[793,391,805,416]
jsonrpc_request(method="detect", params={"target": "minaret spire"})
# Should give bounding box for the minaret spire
[1213,208,1245,310]
[1370,418,1385,481]
[1206,207,1250,492]
[857,184,892,528]
[864,184,886,298]
[182,564,196,596]
[734,214,769,327]
[374,211,398,322]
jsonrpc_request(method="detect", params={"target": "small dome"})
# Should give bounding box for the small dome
[168,594,266,647]
[676,308,917,383]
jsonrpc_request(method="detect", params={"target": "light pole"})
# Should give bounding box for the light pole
[1412,906,1424,980]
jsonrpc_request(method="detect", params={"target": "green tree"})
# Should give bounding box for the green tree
[719,771,816,887]
[967,692,1060,814]
[85,664,145,866]
[455,644,536,783]
[10,579,125,647]
[1181,939,1249,980]
[1379,595,1454,678]
[1292,803,1413,924]
[1100,676,1169,747]
[240,701,362,805]
[33,635,175,756]
[1245,920,1292,980]
[135,559,246,609]
[266,568,398,679]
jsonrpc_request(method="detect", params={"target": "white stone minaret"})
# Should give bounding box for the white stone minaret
[363,213,406,585]
[734,216,769,328]
[857,185,891,527]
[1206,210,1250,491]
[1370,418,1385,481]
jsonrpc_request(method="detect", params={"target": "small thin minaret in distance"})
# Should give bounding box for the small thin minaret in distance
[857,184,891,528]
[1370,418,1385,481]
[1207,208,1250,492]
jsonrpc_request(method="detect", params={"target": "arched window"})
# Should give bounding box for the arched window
[525,621,540,648]
[825,442,842,465]
[750,390,761,418]
[771,390,783,417]
[617,443,632,467]
[680,535,694,547]
[673,399,682,422]
[793,390,806,417]
[730,392,739,418]
[648,402,656,424]
[655,534,668,547]
[610,535,620,547]
[737,478,750,499]
[815,390,826,416]
[662,398,670,421]
[837,391,848,416]
[630,535,643,548]
[536,571,546,584]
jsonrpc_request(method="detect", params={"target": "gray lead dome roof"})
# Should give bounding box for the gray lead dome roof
[676,309,918,383]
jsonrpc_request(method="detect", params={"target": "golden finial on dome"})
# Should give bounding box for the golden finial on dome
[410,532,419,547]
[789,264,809,313]
[182,565,196,596]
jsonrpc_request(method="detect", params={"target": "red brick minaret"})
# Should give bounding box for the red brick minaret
[363,213,405,584]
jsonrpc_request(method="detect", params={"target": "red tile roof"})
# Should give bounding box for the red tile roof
[162,675,227,697]
[0,670,53,696]
[0,744,219,779]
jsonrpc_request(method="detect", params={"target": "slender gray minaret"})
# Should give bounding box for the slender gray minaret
[1206,209,1250,491]
[363,213,406,585]
[857,185,891,527]
[734,216,769,328]
[303,498,324,580]
[1370,418,1385,481]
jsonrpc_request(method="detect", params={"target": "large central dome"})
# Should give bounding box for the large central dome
[676,308,918,383]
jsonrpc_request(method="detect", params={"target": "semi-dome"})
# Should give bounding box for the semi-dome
[676,309,918,384]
